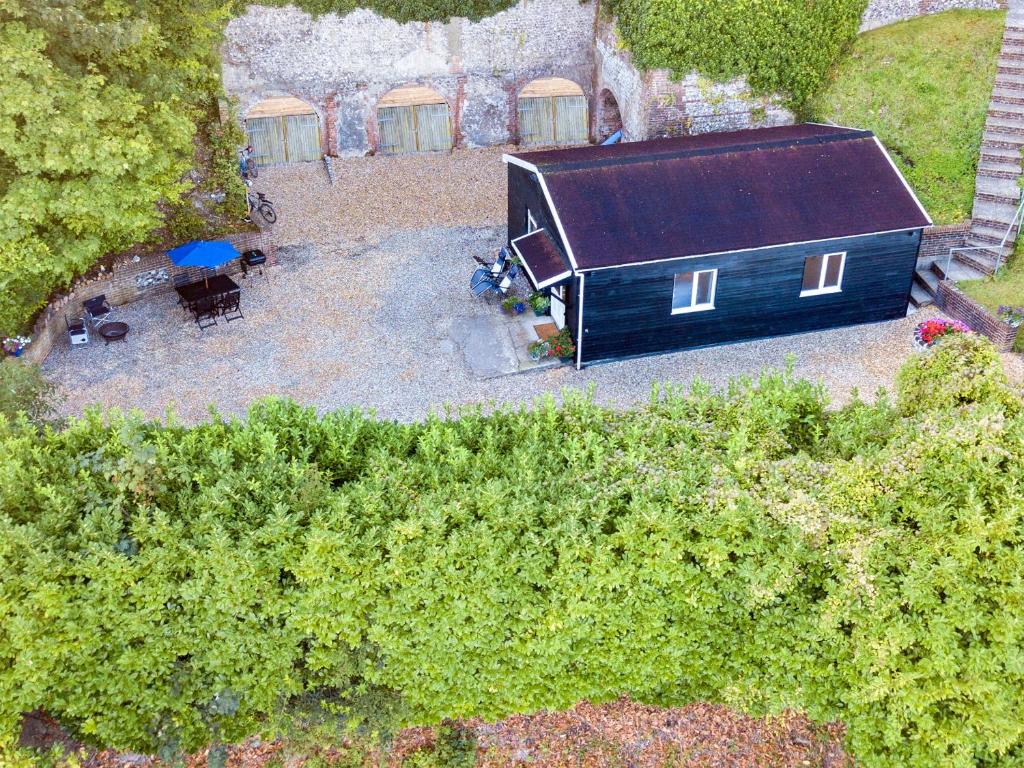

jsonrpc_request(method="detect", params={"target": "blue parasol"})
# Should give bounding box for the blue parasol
[167,240,241,269]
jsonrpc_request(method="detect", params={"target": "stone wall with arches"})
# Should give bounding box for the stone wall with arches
[222,0,1003,156]
[222,0,595,156]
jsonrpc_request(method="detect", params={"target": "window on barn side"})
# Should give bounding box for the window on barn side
[800,252,846,297]
[671,269,717,314]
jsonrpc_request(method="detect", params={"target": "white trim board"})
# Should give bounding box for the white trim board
[510,231,573,289]
[502,153,579,270]
[872,135,933,227]
[575,272,585,370]
[576,226,923,272]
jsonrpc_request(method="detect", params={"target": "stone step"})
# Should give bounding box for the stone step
[931,257,986,283]
[991,86,1024,105]
[997,59,1024,75]
[982,130,1024,149]
[909,282,934,308]
[979,162,1021,180]
[1001,48,1024,62]
[986,115,1024,135]
[979,143,1022,162]
[967,230,1008,248]
[975,216,1020,232]
[989,100,1024,118]
[976,173,1022,199]
[973,198,1023,224]
[978,191,1022,207]
[993,75,1024,92]
[913,265,940,295]
[956,248,1002,275]
[970,222,1014,244]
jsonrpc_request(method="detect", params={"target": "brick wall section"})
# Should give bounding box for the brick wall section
[935,280,1020,351]
[919,223,970,261]
[22,231,274,365]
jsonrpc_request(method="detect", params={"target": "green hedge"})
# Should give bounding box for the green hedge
[2,336,1024,767]
[606,0,868,110]
[257,0,516,23]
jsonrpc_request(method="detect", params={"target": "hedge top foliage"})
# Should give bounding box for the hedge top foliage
[2,338,1024,768]
[606,0,869,110]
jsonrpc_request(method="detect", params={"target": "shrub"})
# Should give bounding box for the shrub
[0,359,63,428]
[606,0,868,110]
[896,332,1017,415]
[1,351,1023,768]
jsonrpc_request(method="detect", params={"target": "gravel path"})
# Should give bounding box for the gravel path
[42,222,971,424]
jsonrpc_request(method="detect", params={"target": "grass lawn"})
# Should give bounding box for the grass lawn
[809,9,1005,224]
[960,244,1024,350]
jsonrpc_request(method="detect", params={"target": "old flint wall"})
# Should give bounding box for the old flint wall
[222,0,597,155]
[861,0,1005,31]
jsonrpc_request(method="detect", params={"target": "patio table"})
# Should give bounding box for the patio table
[174,274,241,308]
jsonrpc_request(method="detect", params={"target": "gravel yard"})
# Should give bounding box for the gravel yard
[43,217,974,424]
[258,147,509,247]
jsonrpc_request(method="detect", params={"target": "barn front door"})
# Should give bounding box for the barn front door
[550,285,566,329]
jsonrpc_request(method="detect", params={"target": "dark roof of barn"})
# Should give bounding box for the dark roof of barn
[508,124,932,270]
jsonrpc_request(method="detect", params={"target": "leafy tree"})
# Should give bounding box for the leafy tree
[0,0,239,337]
[0,358,63,427]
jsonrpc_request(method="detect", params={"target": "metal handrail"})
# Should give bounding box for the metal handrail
[944,197,1024,278]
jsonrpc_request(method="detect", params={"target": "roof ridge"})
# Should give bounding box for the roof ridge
[535,129,876,175]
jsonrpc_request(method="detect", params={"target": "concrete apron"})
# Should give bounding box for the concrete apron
[449,313,563,379]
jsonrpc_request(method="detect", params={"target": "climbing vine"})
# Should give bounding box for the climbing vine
[606,0,869,109]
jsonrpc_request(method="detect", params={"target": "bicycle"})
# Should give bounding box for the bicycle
[246,188,277,226]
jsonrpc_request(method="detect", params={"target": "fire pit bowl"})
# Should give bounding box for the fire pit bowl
[98,321,129,345]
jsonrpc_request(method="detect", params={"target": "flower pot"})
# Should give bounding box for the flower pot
[532,307,549,317]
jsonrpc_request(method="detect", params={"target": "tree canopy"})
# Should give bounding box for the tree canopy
[0,0,235,337]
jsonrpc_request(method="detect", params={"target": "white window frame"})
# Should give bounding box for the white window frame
[800,251,847,297]
[671,268,718,315]
[526,209,538,233]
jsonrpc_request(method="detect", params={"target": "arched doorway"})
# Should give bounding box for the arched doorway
[244,97,322,165]
[517,77,588,146]
[376,85,453,154]
[597,88,623,142]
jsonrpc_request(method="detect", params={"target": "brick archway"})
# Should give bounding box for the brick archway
[597,88,623,141]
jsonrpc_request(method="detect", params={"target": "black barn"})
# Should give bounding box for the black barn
[503,123,933,368]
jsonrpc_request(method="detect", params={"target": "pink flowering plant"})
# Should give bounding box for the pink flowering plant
[914,318,971,348]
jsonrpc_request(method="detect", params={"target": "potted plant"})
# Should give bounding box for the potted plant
[527,339,549,361]
[546,328,576,363]
[913,318,970,351]
[502,295,527,315]
[528,292,551,316]
[2,336,31,358]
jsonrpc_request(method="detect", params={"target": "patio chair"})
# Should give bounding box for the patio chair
[83,294,112,326]
[472,264,520,298]
[172,273,192,309]
[65,315,89,345]
[192,296,219,330]
[470,247,512,293]
[219,291,244,322]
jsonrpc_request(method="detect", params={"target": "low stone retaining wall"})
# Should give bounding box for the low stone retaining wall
[22,231,275,365]
[861,0,1006,31]
[936,279,1020,351]
[919,222,970,262]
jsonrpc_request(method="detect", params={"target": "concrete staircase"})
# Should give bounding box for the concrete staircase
[911,5,1024,310]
